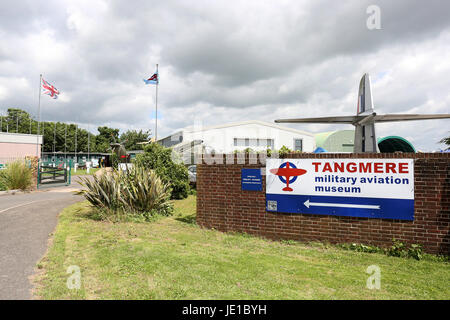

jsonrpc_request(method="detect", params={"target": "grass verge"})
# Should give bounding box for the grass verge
[70,168,101,176]
[34,195,449,299]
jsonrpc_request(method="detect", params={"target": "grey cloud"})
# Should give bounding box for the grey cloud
[0,0,449,151]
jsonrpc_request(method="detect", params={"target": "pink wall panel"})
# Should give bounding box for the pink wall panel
[0,143,41,159]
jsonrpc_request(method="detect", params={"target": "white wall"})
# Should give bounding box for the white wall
[0,132,43,144]
[182,122,315,153]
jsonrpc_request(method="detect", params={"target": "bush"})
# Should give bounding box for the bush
[0,171,7,191]
[386,240,424,260]
[339,243,384,254]
[134,143,189,199]
[110,152,119,169]
[278,145,292,157]
[1,160,33,190]
[340,239,425,261]
[78,165,173,222]
[386,239,408,258]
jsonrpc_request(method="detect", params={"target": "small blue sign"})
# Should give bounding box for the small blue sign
[242,169,262,191]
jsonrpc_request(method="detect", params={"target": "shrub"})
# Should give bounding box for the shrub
[110,152,119,169]
[77,165,173,221]
[386,240,424,260]
[386,239,408,258]
[2,160,33,190]
[278,145,292,157]
[340,239,425,260]
[233,148,255,154]
[408,244,423,261]
[122,166,173,215]
[134,143,189,199]
[339,243,384,254]
[0,171,7,191]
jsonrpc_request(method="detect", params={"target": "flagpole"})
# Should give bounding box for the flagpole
[64,122,67,162]
[74,124,77,164]
[155,63,158,141]
[36,74,42,158]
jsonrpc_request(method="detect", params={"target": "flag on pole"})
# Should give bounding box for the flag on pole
[42,78,60,99]
[143,71,159,85]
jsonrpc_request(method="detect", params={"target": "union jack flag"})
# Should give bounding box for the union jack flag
[42,78,60,99]
[143,72,158,85]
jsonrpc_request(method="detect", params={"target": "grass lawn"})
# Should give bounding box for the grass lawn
[34,195,449,300]
[70,168,101,176]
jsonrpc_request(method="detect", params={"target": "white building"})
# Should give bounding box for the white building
[158,120,315,154]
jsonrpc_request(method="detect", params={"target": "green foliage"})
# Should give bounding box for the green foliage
[339,243,384,254]
[386,239,408,258]
[1,160,33,190]
[439,136,450,149]
[110,152,119,169]
[134,143,189,199]
[40,121,98,154]
[0,171,7,191]
[0,108,36,134]
[233,148,255,154]
[386,240,424,260]
[408,244,424,261]
[120,129,151,151]
[122,166,173,215]
[278,145,292,157]
[281,239,297,245]
[95,126,119,153]
[0,108,125,154]
[77,165,173,222]
[340,239,425,260]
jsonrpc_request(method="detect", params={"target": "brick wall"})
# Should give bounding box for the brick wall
[196,153,450,255]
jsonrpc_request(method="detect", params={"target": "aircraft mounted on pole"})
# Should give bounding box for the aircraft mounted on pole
[110,134,128,163]
[275,73,450,152]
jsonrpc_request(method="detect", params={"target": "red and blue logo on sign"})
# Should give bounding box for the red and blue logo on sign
[270,162,307,192]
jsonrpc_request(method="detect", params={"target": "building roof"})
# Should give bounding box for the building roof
[180,120,314,137]
[314,130,354,146]
[0,132,43,144]
[377,136,416,153]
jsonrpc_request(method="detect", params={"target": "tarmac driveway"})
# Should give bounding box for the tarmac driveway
[0,179,86,299]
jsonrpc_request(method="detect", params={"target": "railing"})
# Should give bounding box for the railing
[37,159,72,187]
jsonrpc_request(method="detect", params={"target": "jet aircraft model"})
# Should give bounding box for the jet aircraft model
[275,73,450,152]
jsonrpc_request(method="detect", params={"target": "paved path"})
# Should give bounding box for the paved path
[0,178,87,299]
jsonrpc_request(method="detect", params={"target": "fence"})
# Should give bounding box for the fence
[196,152,450,255]
[37,159,72,187]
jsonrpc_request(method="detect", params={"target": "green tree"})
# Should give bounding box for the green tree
[0,108,38,134]
[96,126,119,153]
[120,129,151,151]
[0,108,147,155]
[134,143,189,199]
[439,136,450,150]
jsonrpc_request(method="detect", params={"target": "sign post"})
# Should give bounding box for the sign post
[266,159,414,220]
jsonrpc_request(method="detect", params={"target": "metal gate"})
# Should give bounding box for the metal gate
[37,160,72,187]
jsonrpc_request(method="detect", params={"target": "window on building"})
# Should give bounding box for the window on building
[234,138,274,148]
[294,139,303,151]
[234,138,246,147]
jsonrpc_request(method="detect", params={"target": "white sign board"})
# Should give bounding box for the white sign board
[118,163,134,172]
[266,159,414,220]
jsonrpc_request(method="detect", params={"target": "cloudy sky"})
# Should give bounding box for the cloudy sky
[0,0,449,151]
